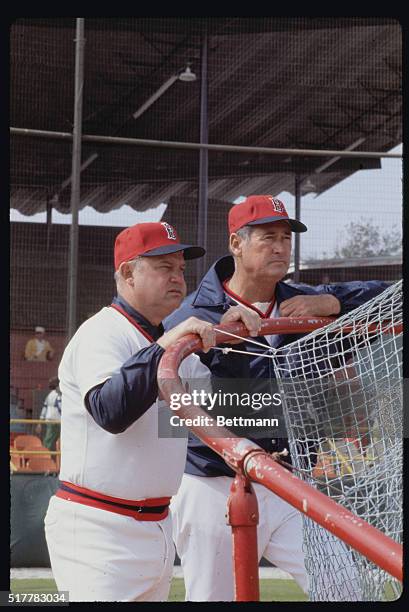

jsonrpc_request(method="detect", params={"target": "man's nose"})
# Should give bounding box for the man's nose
[272,239,286,252]
[170,270,185,283]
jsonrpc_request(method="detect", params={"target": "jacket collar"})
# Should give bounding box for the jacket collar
[111,295,164,341]
[191,255,302,308]
[192,255,234,308]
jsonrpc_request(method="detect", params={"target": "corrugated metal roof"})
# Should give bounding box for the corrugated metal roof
[10,18,401,215]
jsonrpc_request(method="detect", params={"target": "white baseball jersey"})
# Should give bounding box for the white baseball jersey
[58,305,210,500]
[40,389,62,421]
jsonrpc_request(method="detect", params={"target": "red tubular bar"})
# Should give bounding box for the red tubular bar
[227,474,260,601]
[157,317,403,597]
[242,450,402,581]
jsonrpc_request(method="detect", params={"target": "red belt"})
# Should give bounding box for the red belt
[56,481,171,521]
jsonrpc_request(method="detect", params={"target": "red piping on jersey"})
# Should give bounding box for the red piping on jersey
[110,303,154,342]
[56,481,171,521]
[222,279,276,319]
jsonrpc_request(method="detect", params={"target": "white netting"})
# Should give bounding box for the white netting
[271,281,402,601]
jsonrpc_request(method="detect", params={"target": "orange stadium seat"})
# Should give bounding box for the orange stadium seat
[26,456,58,472]
[10,432,19,446]
[14,434,43,449]
[13,435,52,469]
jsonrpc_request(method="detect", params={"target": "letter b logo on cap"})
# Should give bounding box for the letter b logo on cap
[161,222,177,240]
[269,197,286,214]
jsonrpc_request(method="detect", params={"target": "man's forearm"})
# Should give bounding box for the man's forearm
[324,281,389,315]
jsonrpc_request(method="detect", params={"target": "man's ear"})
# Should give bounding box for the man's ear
[229,233,242,257]
[119,261,135,285]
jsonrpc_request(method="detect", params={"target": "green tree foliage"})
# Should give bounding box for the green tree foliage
[334,219,402,259]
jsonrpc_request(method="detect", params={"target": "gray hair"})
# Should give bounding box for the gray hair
[236,226,254,241]
[228,225,254,255]
[114,257,143,284]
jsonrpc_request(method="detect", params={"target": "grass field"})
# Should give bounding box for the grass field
[11,578,308,602]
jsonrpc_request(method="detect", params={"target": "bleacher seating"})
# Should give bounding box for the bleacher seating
[14,434,44,449]
[23,456,58,473]
[10,387,28,436]
[11,435,55,471]
[10,331,65,473]
[10,330,67,414]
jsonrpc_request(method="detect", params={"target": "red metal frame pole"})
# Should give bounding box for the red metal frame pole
[243,450,402,581]
[227,473,260,601]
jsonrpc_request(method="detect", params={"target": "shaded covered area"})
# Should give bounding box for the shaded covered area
[10,17,401,215]
[10,18,402,416]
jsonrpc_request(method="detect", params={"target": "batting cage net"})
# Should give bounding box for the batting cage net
[270,280,402,601]
[156,280,403,601]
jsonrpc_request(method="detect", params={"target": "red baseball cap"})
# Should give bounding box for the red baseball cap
[228,195,307,234]
[114,222,205,270]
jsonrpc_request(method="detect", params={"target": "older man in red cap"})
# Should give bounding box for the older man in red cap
[165,196,389,602]
[44,221,260,602]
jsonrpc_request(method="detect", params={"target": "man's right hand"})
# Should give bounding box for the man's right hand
[219,305,262,337]
[157,317,216,353]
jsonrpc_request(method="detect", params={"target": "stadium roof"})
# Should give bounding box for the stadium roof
[10,17,402,215]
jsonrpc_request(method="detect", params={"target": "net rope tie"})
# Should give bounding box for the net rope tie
[212,327,277,359]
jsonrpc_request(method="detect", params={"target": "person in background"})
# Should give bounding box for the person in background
[24,326,55,361]
[37,376,62,451]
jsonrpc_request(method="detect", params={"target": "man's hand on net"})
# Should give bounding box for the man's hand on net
[279,294,341,317]
[158,317,216,353]
[220,305,262,337]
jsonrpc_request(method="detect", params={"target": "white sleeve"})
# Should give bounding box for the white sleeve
[67,320,139,401]
[39,402,47,420]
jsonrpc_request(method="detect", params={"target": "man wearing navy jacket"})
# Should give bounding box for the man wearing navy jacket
[165,195,389,601]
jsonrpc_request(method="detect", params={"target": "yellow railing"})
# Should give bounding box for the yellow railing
[10,418,60,425]
[11,449,60,455]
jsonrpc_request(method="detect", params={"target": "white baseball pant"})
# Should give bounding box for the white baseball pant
[44,495,175,602]
[171,473,309,601]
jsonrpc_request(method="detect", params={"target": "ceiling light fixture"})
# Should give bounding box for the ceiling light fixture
[300,178,317,194]
[50,63,197,201]
[179,64,197,82]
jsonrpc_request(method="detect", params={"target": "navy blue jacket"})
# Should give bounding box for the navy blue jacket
[164,255,390,477]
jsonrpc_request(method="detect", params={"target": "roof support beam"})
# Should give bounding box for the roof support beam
[67,18,85,340]
[10,128,402,159]
[196,31,208,283]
